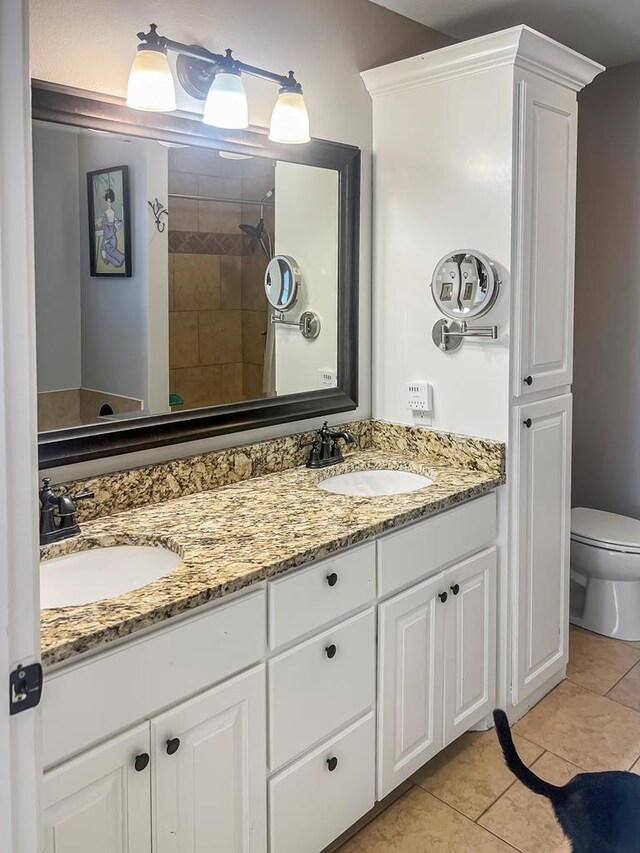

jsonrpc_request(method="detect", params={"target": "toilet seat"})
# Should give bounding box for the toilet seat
[571,507,640,554]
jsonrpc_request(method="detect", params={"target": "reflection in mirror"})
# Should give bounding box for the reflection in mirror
[430,250,499,321]
[32,121,340,432]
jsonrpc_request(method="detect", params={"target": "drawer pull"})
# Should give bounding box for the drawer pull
[134,753,149,772]
[325,643,337,659]
[438,591,448,603]
[166,737,181,756]
[524,375,533,386]
[326,572,338,587]
[326,756,339,772]
[450,583,460,596]
[523,418,532,428]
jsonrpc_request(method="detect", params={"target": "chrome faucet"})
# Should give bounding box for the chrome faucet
[39,478,94,546]
[301,422,355,469]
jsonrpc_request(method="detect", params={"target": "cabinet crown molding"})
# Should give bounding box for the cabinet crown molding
[361,25,605,98]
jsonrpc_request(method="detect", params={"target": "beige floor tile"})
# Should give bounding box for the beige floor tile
[412,729,543,820]
[608,660,640,711]
[631,756,640,776]
[567,627,640,694]
[478,752,577,853]
[513,680,640,771]
[339,786,516,852]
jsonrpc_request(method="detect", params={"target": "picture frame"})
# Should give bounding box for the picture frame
[86,164,132,277]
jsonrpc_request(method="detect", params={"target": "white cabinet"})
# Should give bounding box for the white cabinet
[377,548,496,798]
[269,713,375,853]
[152,665,267,853]
[443,551,496,744]
[512,395,572,704]
[43,724,151,853]
[269,608,375,770]
[44,666,267,853]
[377,570,446,798]
[513,76,578,397]
[43,493,499,851]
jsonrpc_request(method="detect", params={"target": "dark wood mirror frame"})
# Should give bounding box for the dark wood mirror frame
[32,80,360,468]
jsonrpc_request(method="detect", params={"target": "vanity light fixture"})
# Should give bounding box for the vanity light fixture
[126,24,311,144]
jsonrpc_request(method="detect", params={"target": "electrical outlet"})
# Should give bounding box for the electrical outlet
[406,382,433,413]
[318,369,337,388]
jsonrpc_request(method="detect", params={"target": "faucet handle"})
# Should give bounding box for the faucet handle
[72,490,94,502]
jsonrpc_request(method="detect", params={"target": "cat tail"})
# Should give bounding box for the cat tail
[493,709,562,800]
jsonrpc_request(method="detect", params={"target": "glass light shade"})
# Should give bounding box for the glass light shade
[268,89,310,144]
[203,72,249,128]
[126,47,176,112]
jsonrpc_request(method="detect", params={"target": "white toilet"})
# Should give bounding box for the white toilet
[570,507,640,640]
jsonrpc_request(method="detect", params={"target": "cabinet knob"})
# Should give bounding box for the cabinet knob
[523,375,533,386]
[166,737,181,756]
[326,572,338,587]
[325,643,337,659]
[134,752,150,772]
[438,591,448,603]
[326,756,338,772]
[450,584,460,596]
[523,418,532,428]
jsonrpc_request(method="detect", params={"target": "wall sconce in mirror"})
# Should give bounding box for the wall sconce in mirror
[148,198,169,232]
[430,249,500,351]
[126,24,310,144]
[265,255,320,340]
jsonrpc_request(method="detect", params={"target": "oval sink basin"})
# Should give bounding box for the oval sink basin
[40,545,182,608]
[318,469,433,497]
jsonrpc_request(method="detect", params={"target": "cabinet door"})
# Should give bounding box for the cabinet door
[513,76,577,396]
[152,665,267,853]
[443,548,497,745]
[512,394,572,704]
[43,723,151,853]
[377,571,446,799]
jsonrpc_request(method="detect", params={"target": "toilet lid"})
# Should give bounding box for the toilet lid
[571,507,640,552]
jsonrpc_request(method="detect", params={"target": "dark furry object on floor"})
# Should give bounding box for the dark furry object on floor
[493,709,640,852]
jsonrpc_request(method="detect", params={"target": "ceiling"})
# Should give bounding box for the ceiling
[370,0,640,67]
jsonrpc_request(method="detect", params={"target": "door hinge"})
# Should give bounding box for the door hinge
[9,663,43,715]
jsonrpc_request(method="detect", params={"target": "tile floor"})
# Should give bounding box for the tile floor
[339,626,640,852]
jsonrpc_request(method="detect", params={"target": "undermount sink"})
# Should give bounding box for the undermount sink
[318,469,434,497]
[40,545,182,609]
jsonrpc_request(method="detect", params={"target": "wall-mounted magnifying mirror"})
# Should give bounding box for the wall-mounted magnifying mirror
[431,250,499,320]
[264,255,301,311]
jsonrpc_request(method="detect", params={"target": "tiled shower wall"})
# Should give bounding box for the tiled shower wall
[167,149,275,409]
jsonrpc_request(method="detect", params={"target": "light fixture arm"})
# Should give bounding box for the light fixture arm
[136,24,302,100]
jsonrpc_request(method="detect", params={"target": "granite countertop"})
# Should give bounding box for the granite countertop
[40,448,505,668]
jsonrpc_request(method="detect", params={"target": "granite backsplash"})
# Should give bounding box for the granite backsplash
[54,420,504,524]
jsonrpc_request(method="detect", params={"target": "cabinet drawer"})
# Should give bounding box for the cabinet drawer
[269,712,375,853]
[43,590,266,769]
[268,543,375,650]
[269,608,375,771]
[377,493,497,596]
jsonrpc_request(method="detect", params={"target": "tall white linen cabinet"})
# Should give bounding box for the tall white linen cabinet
[362,27,604,718]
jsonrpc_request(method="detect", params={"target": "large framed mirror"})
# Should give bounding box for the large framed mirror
[32,81,359,468]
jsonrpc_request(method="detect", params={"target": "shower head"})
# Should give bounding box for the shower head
[239,220,264,240]
[239,217,271,258]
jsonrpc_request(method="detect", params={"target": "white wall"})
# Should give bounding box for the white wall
[145,142,169,414]
[29,0,451,479]
[78,134,169,407]
[32,124,81,392]
[367,65,513,441]
[573,63,640,516]
[274,162,338,395]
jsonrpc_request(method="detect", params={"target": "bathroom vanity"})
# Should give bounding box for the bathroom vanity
[39,435,502,853]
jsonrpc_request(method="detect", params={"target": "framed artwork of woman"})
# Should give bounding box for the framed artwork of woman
[87,165,132,277]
